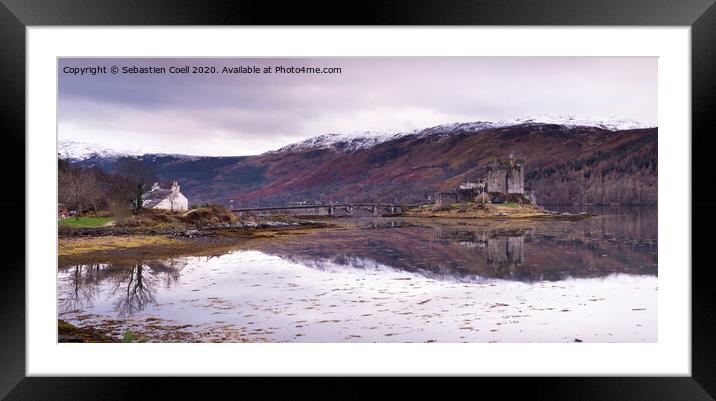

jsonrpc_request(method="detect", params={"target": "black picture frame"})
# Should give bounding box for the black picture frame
[2,0,714,399]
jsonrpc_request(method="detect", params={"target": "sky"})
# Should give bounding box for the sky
[58,57,657,156]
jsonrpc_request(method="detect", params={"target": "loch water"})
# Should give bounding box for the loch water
[58,207,657,342]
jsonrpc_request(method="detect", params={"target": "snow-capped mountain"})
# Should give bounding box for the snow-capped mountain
[277,115,655,154]
[505,115,655,131]
[60,115,655,161]
[58,140,144,161]
[58,140,199,161]
[277,130,406,153]
[61,119,658,207]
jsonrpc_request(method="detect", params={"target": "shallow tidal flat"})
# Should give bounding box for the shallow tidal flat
[58,207,657,343]
[59,252,656,343]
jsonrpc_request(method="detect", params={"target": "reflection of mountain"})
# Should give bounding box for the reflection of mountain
[58,259,187,317]
[57,210,657,290]
[251,210,657,282]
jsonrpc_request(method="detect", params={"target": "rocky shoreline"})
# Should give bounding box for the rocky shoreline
[58,217,332,266]
[58,219,327,238]
[58,319,117,343]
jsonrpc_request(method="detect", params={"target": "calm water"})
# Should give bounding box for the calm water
[58,207,657,342]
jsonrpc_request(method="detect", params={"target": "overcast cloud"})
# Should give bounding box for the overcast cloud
[58,57,657,156]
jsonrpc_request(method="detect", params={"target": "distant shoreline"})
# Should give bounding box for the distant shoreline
[403,203,594,221]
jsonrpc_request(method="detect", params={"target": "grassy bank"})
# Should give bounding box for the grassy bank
[59,235,185,257]
[57,205,332,265]
[58,224,333,266]
[58,205,327,237]
[58,216,114,228]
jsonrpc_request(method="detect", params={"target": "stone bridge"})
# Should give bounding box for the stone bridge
[232,203,416,217]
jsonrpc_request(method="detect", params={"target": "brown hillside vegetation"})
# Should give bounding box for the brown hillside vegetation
[215,125,657,206]
[73,124,657,206]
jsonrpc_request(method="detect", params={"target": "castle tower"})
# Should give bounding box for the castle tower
[486,160,508,193]
[486,157,525,195]
[506,161,524,194]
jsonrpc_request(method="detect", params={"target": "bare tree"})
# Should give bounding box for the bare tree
[107,195,133,223]
[58,167,103,218]
[105,174,134,223]
[116,156,156,213]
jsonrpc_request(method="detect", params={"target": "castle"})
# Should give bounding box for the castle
[434,155,529,207]
[486,155,524,194]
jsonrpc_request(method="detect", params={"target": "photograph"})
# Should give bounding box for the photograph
[56,56,658,344]
[3,0,709,395]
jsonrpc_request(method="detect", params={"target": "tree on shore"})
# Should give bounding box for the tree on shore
[106,177,134,223]
[116,156,156,213]
[58,165,103,218]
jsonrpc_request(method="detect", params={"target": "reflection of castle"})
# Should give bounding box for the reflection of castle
[435,228,526,274]
[486,235,524,274]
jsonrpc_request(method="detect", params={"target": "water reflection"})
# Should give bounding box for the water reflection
[57,207,658,342]
[59,208,657,317]
[250,208,657,282]
[433,228,525,274]
[487,234,525,272]
[59,259,186,317]
[58,264,103,313]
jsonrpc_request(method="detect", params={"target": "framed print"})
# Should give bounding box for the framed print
[3,0,716,399]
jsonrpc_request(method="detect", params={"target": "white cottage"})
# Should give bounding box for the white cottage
[142,181,189,211]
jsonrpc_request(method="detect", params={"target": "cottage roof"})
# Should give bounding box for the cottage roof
[142,188,174,208]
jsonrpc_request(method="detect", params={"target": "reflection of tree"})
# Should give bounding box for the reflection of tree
[144,258,186,288]
[109,263,158,317]
[58,264,104,313]
[58,258,187,317]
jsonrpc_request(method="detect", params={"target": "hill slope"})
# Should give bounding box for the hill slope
[64,121,657,206]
